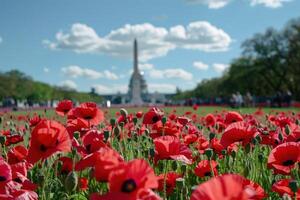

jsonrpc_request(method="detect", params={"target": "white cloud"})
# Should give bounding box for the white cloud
[45,22,231,61]
[93,84,128,94]
[60,80,77,90]
[148,83,177,93]
[103,70,118,80]
[61,65,103,79]
[61,65,119,80]
[139,63,154,70]
[149,68,193,80]
[193,61,209,70]
[167,21,231,52]
[250,0,292,8]
[43,67,50,73]
[212,63,229,73]
[185,0,231,9]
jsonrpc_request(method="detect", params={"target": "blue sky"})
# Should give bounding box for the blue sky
[0,0,299,94]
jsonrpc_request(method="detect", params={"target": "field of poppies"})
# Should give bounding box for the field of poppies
[0,101,299,200]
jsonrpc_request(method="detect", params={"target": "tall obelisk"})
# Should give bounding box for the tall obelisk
[131,39,143,105]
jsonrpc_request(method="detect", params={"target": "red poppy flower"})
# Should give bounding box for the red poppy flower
[79,177,88,191]
[58,157,73,174]
[0,159,12,183]
[157,172,182,194]
[196,135,209,154]
[75,147,124,182]
[27,120,71,164]
[194,160,218,178]
[286,123,300,142]
[177,116,191,126]
[220,121,257,148]
[7,145,28,164]
[5,134,24,146]
[142,107,164,125]
[224,111,243,125]
[242,178,267,200]
[184,134,198,145]
[193,104,199,111]
[55,99,73,116]
[68,102,104,127]
[136,111,143,118]
[154,136,193,164]
[81,130,106,154]
[205,114,216,127]
[210,138,224,155]
[267,142,300,175]
[190,174,254,200]
[150,121,180,139]
[108,159,158,199]
[29,114,42,127]
[272,179,300,198]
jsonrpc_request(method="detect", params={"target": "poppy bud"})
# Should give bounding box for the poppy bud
[65,171,78,192]
[205,148,213,160]
[172,161,178,171]
[209,132,215,141]
[25,123,29,130]
[149,148,155,158]
[255,135,261,143]
[258,153,264,162]
[285,125,290,135]
[282,194,292,200]
[73,131,80,140]
[231,151,236,159]
[145,128,150,136]
[278,132,284,141]
[181,165,187,173]
[104,130,110,141]
[119,122,125,128]
[0,135,6,145]
[161,117,167,125]
[110,118,116,127]
[120,108,128,117]
[289,180,298,193]
[113,126,121,138]
[221,149,227,156]
[133,117,138,125]
[176,178,185,189]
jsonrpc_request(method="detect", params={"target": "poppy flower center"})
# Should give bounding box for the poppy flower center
[204,172,212,176]
[0,176,7,182]
[85,144,91,153]
[152,116,159,123]
[84,115,94,120]
[40,144,47,152]
[121,178,137,193]
[282,159,295,166]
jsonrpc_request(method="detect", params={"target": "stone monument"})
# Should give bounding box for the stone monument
[128,39,148,105]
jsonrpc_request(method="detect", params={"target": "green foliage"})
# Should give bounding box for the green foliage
[177,17,300,100]
[0,70,102,103]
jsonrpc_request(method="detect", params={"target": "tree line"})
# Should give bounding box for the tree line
[175,17,300,101]
[0,70,102,105]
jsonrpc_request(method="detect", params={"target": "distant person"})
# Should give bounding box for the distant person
[244,92,253,107]
[236,92,243,107]
[285,90,292,107]
[230,93,237,108]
